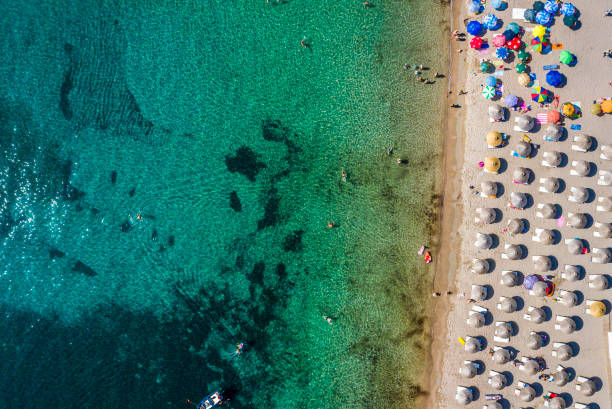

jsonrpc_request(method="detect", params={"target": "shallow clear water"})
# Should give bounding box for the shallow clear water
[0,1,448,408]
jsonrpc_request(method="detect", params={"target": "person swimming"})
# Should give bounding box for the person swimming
[234,342,245,356]
[323,315,333,325]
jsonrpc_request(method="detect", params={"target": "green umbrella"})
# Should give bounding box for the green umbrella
[507,22,521,35]
[482,86,496,99]
[560,50,573,64]
[515,62,527,73]
[480,61,494,73]
[591,103,602,115]
[517,49,529,62]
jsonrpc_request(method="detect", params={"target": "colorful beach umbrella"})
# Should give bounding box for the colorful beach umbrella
[562,102,575,116]
[491,0,504,10]
[506,22,521,35]
[602,100,612,114]
[468,0,481,14]
[544,0,559,14]
[481,61,494,73]
[507,37,522,50]
[483,14,499,30]
[467,20,483,35]
[560,50,574,64]
[482,86,496,99]
[470,36,484,49]
[531,86,549,103]
[546,70,563,86]
[485,76,497,87]
[524,8,536,22]
[515,62,527,73]
[547,110,561,123]
[591,103,602,115]
[518,73,531,87]
[561,2,576,16]
[517,49,529,62]
[532,24,547,37]
[492,34,507,47]
[536,11,552,26]
[524,274,539,290]
[505,94,518,107]
[496,47,509,59]
[563,14,577,27]
[531,36,546,52]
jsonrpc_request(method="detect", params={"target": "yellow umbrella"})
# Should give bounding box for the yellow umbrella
[562,103,575,116]
[518,73,531,87]
[602,100,612,114]
[589,301,606,318]
[591,103,602,115]
[532,24,546,38]
[485,156,501,173]
[486,131,503,147]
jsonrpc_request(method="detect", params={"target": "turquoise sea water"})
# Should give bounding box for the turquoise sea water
[0,1,448,408]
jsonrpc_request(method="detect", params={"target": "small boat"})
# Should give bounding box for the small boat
[197,391,224,409]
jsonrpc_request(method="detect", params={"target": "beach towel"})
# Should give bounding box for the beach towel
[536,113,548,124]
[543,64,560,70]
[570,124,582,130]
[557,216,566,227]
[552,43,563,50]
[479,49,490,56]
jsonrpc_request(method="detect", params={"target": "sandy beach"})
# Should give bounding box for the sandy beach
[431,1,612,408]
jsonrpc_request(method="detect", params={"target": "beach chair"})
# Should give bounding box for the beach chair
[594,222,612,238]
[497,296,510,311]
[584,299,597,315]
[536,203,551,218]
[512,8,527,20]
[533,227,547,242]
[573,403,588,409]
[570,161,585,176]
[572,136,589,152]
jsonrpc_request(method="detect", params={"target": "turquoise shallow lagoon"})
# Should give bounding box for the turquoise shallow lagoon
[0,1,448,408]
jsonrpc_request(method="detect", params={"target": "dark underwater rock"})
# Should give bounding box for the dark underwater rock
[72,261,97,276]
[282,230,304,252]
[225,146,266,182]
[229,191,242,212]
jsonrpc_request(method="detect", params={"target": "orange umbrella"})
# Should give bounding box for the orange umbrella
[547,110,560,123]
[602,100,612,114]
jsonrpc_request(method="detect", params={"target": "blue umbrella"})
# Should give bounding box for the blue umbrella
[506,22,521,35]
[468,0,481,14]
[502,29,515,41]
[524,274,539,290]
[536,11,552,25]
[483,14,499,29]
[485,76,497,86]
[491,0,504,10]
[546,70,563,86]
[544,0,559,14]
[467,21,483,35]
[524,9,536,22]
[533,1,544,11]
[505,94,518,107]
[561,3,576,16]
[496,47,509,59]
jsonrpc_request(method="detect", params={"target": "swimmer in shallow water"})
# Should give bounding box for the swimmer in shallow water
[323,315,333,324]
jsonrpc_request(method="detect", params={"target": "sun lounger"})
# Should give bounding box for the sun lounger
[536,203,551,218]
[576,376,589,383]
[556,364,565,371]
[573,403,588,409]
[598,170,612,186]
[597,196,610,211]
[512,8,527,20]
[570,161,583,176]
[472,305,488,313]
[553,342,567,348]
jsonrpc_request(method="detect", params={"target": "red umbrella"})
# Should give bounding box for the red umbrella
[507,37,522,50]
[470,37,484,49]
[492,34,506,47]
[547,110,560,123]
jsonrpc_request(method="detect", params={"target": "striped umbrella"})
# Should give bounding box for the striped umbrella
[483,14,499,29]
[536,11,552,26]
[531,36,546,52]
[482,86,496,99]
[496,47,509,59]
[561,3,576,16]
[531,86,550,103]
[544,0,559,14]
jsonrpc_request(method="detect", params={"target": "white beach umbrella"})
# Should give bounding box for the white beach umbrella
[567,212,587,228]
[592,247,612,263]
[550,396,566,409]
[481,181,498,197]
[467,313,485,328]
[601,144,612,161]
[542,151,562,167]
[484,402,502,409]
[580,379,596,396]
[489,373,506,390]
[569,186,589,203]
[488,104,504,121]
[595,222,612,238]
[471,285,487,301]
[465,337,481,353]
[504,244,522,260]
[560,317,576,334]
[475,233,493,249]
[545,123,563,140]
[571,160,591,176]
[533,256,552,272]
[557,344,573,361]
[479,207,497,223]
[560,291,578,307]
[513,167,531,184]
[527,333,543,350]
[495,322,512,338]
[598,196,612,211]
[459,362,477,378]
[515,141,532,157]
[530,307,546,323]
[536,228,555,245]
[591,275,608,290]
[507,218,525,234]
[455,388,473,405]
[573,134,592,151]
[493,348,510,364]
[510,192,528,209]
[518,115,535,131]
[471,258,490,274]
[500,297,518,313]
[501,271,519,287]
[521,359,539,375]
[554,369,569,386]
[533,280,549,297]
[538,203,557,219]
[541,177,560,193]
[564,265,581,281]
[519,386,536,402]
[567,239,584,255]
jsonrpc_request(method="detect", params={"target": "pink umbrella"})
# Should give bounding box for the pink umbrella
[492,34,506,47]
